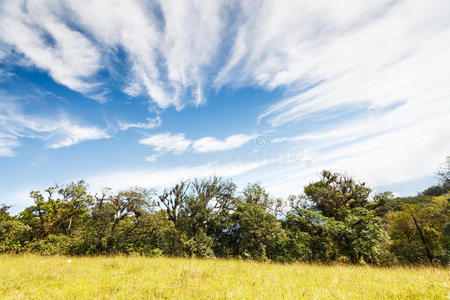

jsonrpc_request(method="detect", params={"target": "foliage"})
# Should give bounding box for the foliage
[303,170,371,220]
[18,181,93,239]
[230,203,287,260]
[0,219,30,252]
[1,165,449,266]
[328,207,388,264]
[387,193,449,265]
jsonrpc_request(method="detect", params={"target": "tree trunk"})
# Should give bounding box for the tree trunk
[411,214,433,264]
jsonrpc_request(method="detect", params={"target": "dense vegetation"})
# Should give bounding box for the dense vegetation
[1,162,449,266]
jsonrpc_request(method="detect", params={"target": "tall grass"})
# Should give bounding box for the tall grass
[0,255,448,299]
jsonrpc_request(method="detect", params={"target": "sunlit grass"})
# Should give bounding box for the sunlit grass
[0,255,448,299]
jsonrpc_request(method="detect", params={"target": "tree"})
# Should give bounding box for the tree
[230,203,287,260]
[240,183,284,217]
[19,181,93,239]
[0,204,11,222]
[329,207,388,264]
[0,172,446,264]
[290,171,390,264]
[181,177,236,237]
[437,156,450,185]
[422,157,450,196]
[158,181,190,224]
[422,185,449,197]
[180,177,237,257]
[86,187,154,254]
[304,170,371,220]
[284,208,336,262]
[0,204,31,253]
[0,219,31,253]
[387,195,449,264]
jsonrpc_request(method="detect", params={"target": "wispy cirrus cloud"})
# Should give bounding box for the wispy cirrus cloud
[0,0,226,109]
[139,132,257,156]
[158,0,225,107]
[139,133,192,154]
[1,0,449,118]
[118,116,162,131]
[47,123,110,149]
[251,0,450,128]
[0,99,109,156]
[1,0,449,197]
[0,0,102,96]
[260,113,450,198]
[192,134,256,153]
[87,160,266,192]
[227,0,450,191]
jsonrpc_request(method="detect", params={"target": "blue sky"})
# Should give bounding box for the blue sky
[1,0,449,212]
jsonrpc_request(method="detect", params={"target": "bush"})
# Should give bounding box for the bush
[182,230,215,258]
[27,235,73,255]
[231,203,287,261]
[0,220,31,253]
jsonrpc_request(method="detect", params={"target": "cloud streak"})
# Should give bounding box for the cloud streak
[192,134,256,153]
[139,132,257,156]
[139,133,192,154]
[0,0,102,96]
[1,0,449,197]
[88,160,266,192]
[118,116,162,131]
[2,0,449,119]
[0,99,109,155]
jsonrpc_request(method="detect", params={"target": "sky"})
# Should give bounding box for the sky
[1,0,449,212]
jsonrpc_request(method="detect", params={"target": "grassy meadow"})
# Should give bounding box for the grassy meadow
[0,255,448,299]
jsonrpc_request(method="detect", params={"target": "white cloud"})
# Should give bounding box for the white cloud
[0,131,19,157]
[64,0,226,108]
[159,0,225,106]
[1,0,449,196]
[139,132,257,155]
[48,123,110,148]
[316,114,450,186]
[209,0,450,192]
[64,0,170,106]
[257,113,450,198]
[1,0,449,117]
[87,160,265,192]
[0,99,109,155]
[0,0,224,109]
[118,116,162,131]
[192,134,256,153]
[253,0,450,127]
[0,0,102,95]
[139,133,191,154]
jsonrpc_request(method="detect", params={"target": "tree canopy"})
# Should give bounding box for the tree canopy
[1,166,449,265]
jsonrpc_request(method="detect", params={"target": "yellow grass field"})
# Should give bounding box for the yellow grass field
[0,255,448,299]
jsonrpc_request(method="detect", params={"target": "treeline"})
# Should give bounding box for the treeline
[1,167,449,265]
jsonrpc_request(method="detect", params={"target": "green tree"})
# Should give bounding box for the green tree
[285,208,336,262]
[387,194,449,264]
[290,171,390,264]
[85,187,154,254]
[181,177,237,257]
[304,170,371,220]
[230,203,287,260]
[329,207,388,264]
[240,183,284,217]
[18,181,93,239]
[0,204,11,222]
[0,205,31,253]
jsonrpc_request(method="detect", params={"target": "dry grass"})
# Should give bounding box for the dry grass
[0,254,448,299]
